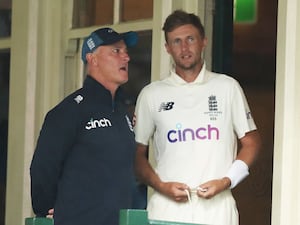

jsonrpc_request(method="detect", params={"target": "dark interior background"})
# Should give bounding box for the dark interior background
[212,0,277,224]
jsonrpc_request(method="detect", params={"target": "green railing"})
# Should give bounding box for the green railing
[25,217,53,225]
[119,209,202,225]
[26,209,203,225]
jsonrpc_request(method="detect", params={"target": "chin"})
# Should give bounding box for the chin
[119,78,128,85]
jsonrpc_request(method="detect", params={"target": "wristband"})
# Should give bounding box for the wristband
[225,160,249,189]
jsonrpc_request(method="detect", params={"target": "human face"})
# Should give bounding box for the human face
[165,24,207,75]
[92,40,130,89]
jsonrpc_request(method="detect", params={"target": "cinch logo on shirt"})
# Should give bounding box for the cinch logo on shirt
[167,123,219,143]
[159,102,174,112]
[85,118,112,130]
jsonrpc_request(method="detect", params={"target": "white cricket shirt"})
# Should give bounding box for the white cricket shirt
[134,64,257,224]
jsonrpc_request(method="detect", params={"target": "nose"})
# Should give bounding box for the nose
[122,52,130,62]
[181,40,189,50]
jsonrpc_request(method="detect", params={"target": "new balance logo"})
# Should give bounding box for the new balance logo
[159,102,174,112]
[74,95,83,104]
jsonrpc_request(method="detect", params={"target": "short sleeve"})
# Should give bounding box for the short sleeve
[231,80,257,138]
[134,86,155,146]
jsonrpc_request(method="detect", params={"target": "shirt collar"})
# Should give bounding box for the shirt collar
[83,75,124,101]
[169,62,209,85]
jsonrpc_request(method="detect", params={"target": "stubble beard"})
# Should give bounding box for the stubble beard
[176,59,198,71]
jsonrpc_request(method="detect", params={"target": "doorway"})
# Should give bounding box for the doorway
[212,0,277,224]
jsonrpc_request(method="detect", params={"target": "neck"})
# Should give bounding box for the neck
[89,74,118,98]
[175,62,204,83]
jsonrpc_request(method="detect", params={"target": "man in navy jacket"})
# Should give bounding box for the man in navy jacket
[30,27,138,225]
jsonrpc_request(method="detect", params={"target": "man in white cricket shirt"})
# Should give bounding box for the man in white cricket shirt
[134,10,261,225]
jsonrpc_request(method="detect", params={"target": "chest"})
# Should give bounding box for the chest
[76,102,134,147]
[151,85,231,128]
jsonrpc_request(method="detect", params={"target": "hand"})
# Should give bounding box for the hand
[197,177,231,199]
[46,208,54,218]
[158,181,189,202]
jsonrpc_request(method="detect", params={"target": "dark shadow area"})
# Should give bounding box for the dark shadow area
[0,51,10,225]
[123,30,152,209]
[212,0,277,224]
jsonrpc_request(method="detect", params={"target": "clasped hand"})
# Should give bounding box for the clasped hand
[158,178,231,202]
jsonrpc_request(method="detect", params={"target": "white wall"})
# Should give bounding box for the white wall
[272,0,300,224]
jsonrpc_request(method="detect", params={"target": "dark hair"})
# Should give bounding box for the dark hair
[162,10,205,42]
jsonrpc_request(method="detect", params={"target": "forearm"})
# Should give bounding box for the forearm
[135,144,190,201]
[135,144,163,191]
[236,130,261,166]
[30,145,60,216]
[30,169,56,216]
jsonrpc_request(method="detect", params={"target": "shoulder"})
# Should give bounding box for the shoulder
[207,70,240,87]
[135,81,167,109]
[45,88,87,121]
[138,80,163,97]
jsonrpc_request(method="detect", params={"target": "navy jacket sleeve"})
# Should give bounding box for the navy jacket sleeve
[30,102,78,216]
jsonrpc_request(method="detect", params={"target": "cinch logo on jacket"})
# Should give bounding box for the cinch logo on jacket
[85,118,112,130]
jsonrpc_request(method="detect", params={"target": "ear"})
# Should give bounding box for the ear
[85,53,92,63]
[165,42,171,54]
[202,37,208,50]
[86,53,98,66]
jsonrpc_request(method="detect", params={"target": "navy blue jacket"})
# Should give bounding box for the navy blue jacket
[30,76,136,225]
